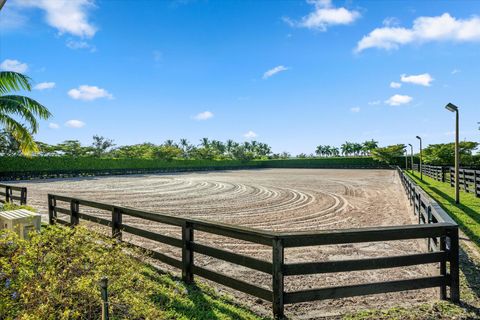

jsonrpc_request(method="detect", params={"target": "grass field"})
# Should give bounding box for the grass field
[406,171,480,249]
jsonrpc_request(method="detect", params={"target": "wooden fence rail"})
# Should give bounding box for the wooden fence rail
[450,167,480,198]
[48,170,460,320]
[0,183,27,205]
[412,164,447,182]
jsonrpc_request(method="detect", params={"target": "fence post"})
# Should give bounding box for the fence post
[48,194,57,225]
[448,227,460,302]
[439,235,447,300]
[450,168,454,187]
[272,237,285,320]
[182,222,194,284]
[427,206,432,250]
[20,188,27,205]
[100,277,109,320]
[5,186,11,203]
[70,199,80,226]
[112,207,123,240]
[474,170,478,197]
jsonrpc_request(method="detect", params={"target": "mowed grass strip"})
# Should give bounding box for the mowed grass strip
[406,171,480,249]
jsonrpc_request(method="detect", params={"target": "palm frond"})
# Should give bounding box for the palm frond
[0,95,51,133]
[0,114,39,155]
[0,71,32,95]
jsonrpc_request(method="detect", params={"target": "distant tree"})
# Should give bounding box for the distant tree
[371,144,405,164]
[92,135,115,157]
[200,137,209,148]
[362,140,378,155]
[57,140,89,157]
[423,142,479,166]
[296,153,307,158]
[154,145,182,161]
[113,143,157,159]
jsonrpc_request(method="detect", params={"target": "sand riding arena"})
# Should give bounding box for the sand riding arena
[20,169,440,318]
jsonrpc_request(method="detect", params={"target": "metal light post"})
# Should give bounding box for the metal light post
[404,147,408,170]
[408,143,414,173]
[416,136,423,180]
[445,103,460,204]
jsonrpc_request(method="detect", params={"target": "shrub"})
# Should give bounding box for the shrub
[0,226,263,320]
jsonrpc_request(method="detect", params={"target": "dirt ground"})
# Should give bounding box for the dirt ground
[13,169,439,319]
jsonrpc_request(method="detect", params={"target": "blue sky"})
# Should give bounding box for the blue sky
[1,0,479,154]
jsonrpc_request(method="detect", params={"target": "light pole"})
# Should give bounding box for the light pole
[404,147,408,170]
[408,143,414,173]
[445,102,460,204]
[416,136,423,180]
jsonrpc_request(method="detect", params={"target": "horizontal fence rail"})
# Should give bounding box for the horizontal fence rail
[450,167,480,198]
[422,165,447,182]
[48,177,460,320]
[0,183,27,205]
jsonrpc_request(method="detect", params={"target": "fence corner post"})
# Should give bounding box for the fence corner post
[112,207,123,240]
[70,199,80,226]
[21,187,27,205]
[272,236,285,320]
[182,221,194,284]
[448,227,460,303]
[5,186,11,203]
[48,194,56,225]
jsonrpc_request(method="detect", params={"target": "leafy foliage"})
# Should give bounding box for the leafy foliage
[371,144,406,164]
[0,71,51,155]
[0,226,264,320]
[422,142,479,166]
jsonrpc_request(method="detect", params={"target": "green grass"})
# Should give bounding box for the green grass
[405,171,480,249]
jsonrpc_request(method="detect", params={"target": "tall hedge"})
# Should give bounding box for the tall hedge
[0,156,394,180]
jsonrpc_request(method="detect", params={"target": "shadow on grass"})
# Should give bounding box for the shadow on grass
[430,187,480,226]
[142,267,264,320]
[458,245,480,315]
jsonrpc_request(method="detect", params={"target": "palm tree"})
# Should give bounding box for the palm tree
[0,71,51,155]
[200,137,209,148]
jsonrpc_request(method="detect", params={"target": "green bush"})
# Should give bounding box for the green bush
[0,226,263,320]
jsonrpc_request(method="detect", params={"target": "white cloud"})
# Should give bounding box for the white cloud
[48,122,60,129]
[243,130,257,139]
[263,65,289,79]
[284,0,360,31]
[193,111,214,121]
[16,0,97,38]
[385,94,413,106]
[400,73,434,86]
[368,100,381,105]
[451,68,461,74]
[356,13,480,52]
[65,120,85,128]
[0,59,28,73]
[34,82,56,90]
[350,107,360,113]
[390,81,402,88]
[66,39,96,51]
[68,85,113,101]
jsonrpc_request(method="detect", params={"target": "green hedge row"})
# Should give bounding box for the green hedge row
[0,156,395,180]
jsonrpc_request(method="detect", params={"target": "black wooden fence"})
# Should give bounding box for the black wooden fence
[48,177,460,319]
[0,183,27,205]
[412,164,447,182]
[450,168,480,198]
